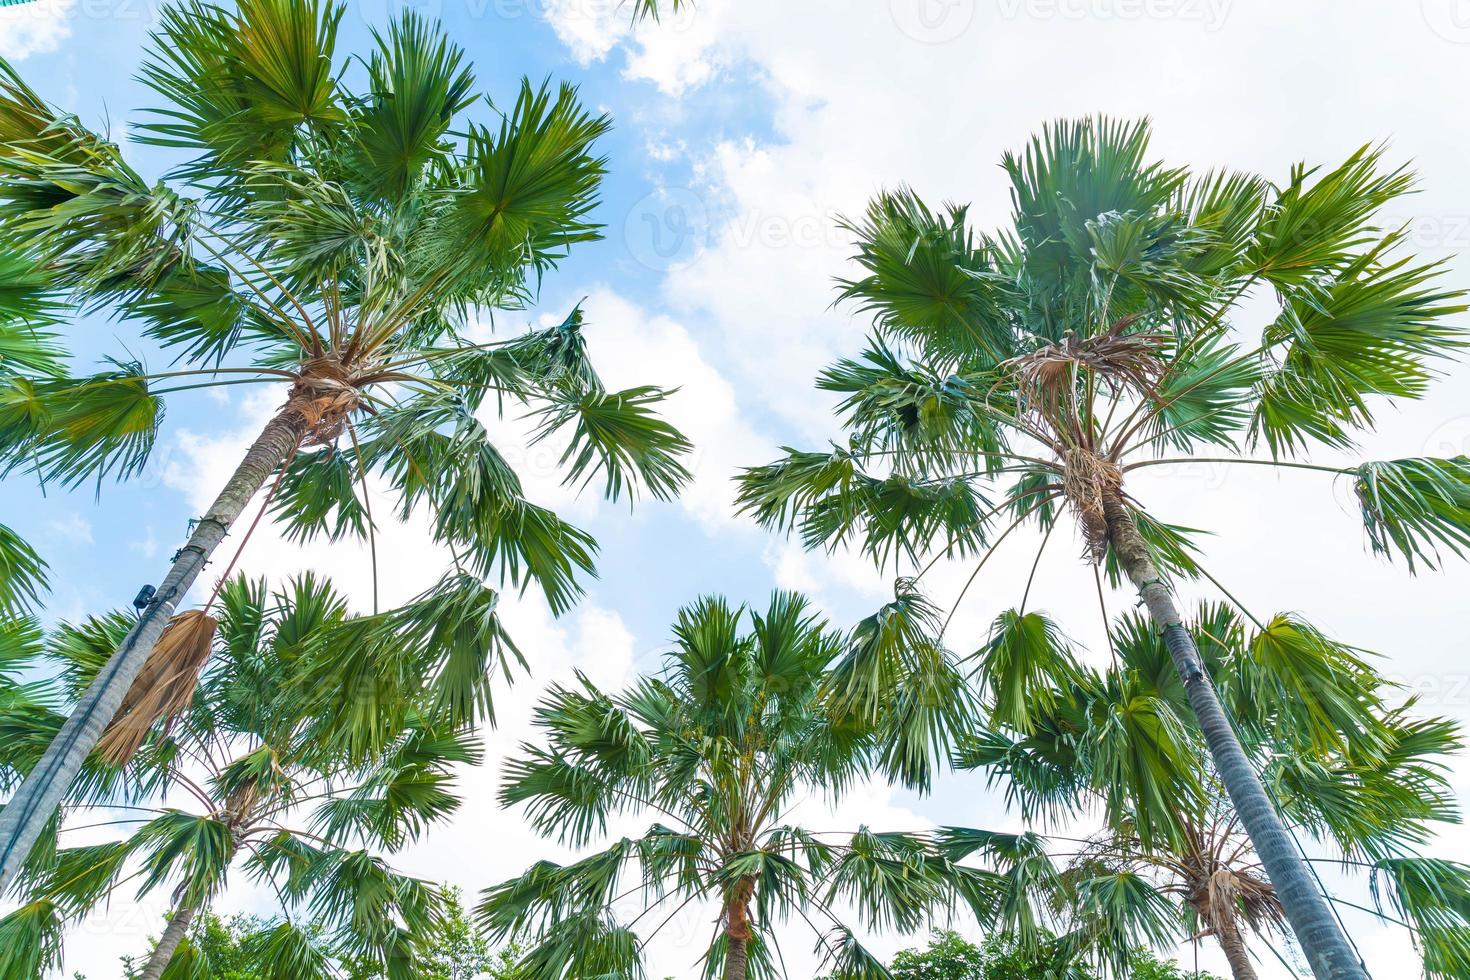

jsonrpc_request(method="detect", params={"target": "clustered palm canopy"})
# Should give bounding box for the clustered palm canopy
[0,574,480,979]
[734,116,1470,976]
[478,592,997,980]
[0,0,691,618]
[739,116,1470,616]
[951,603,1470,977]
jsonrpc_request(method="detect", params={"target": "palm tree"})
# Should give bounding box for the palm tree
[736,117,1469,979]
[478,592,963,980]
[0,0,691,883]
[0,573,492,980]
[952,603,1470,979]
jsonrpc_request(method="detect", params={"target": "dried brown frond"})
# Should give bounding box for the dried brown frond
[1190,865,1285,941]
[1007,316,1171,430]
[97,610,218,766]
[289,358,363,445]
[1062,448,1122,563]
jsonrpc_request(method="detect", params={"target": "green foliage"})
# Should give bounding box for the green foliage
[0,521,47,616]
[481,591,974,980]
[1355,455,1470,571]
[738,115,1469,977]
[0,0,690,619]
[109,890,520,980]
[828,930,1221,980]
[1,575,482,977]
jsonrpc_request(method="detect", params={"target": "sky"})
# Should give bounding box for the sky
[4,0,1470,977]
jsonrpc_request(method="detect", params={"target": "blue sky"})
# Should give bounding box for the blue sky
[6,1,1470,976]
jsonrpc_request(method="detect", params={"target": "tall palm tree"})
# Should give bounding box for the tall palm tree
[477,592,964,980]
[0,0,691,883]
[951,603,1470,979]
[0,573,490,980]
[736,117,1469,979]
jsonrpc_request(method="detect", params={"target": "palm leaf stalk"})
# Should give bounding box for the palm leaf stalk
[737,117,1469,979]
[0,0,691,884]
[949,602,1469,979]
[479,592,979,980]
[0,574,491,979]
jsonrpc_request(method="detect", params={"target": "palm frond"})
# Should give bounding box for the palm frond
[1355,456,1470,571]
[836,186,1014,364]
[0,360,163,490]
[0,522,47,617]
[242,920,335,980]
[1371,858,1470,980]
[0,898,65,979]
[971,609,1079,733]
[535,384,692,502]
[136,0,347,193]
[425,79,609,306]
[349,11,476,201]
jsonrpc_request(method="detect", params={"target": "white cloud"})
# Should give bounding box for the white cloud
[538,0,625,64]
[570,287,771,532]
[0,0,75,60]
[45,512,93,546]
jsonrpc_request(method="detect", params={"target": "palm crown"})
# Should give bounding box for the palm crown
[0,574,483,979]
[953,602,1467,978]
[740,118,1467,580]
[736,117,1469,979]
[0,2,689,607]
[0,0,692,882]
[479,592,972,980]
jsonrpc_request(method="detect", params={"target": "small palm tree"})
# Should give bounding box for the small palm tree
[0,573,489,980]
[0,0,691,881]
[737,117,1468,979]
[952,604,1470,979]
[478,592,961,980]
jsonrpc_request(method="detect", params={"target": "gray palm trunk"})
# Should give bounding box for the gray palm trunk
[1102,494,1366,980]
[722,934,749,980]
[0,403,309,888]
[139,899,197,980]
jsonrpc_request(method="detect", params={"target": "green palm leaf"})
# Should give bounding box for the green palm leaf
[1355,456,1470,570]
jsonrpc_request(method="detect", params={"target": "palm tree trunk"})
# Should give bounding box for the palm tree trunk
[140,899,197,980]
[1102,494,1365,980]
[722,934,749,980]
[723,886,754,980]
[0,403,310,888]
[1214,916,1260,980]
